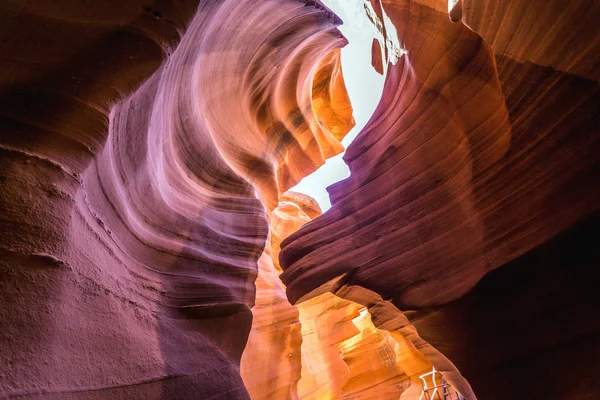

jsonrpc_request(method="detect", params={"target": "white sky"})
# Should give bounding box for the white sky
[290,0,389,211]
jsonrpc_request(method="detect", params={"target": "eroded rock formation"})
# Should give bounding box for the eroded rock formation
[241,193,436,400]
[1,0,599,399]
[281,0,600,399]
[1,1,353,398]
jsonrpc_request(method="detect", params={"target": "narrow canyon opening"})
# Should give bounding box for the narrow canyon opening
[291,0,402,211]
[241,2,466,399]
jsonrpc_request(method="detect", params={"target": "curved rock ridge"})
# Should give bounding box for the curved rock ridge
[1,0,355,398]
[242,193,441,400]
[281,0,513,309]
[280,0,600,399]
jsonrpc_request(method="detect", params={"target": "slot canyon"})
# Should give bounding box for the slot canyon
[1,0,599,399]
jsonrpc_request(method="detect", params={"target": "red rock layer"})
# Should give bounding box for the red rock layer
[281,1,600,399]
[0,1,353,398]
[2,0,599,398]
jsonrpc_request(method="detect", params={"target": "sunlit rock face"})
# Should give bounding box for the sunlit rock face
[240,194,312,399]
[281,0,600,399]
[0,0,353,398]
[242,193,436,400]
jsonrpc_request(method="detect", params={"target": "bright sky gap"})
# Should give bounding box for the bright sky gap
[291,0,404,211]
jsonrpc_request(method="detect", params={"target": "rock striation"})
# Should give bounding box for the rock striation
[1,1,353,398]
[280,0,600,399]
[242,193,437,400]
[1,0,599,399]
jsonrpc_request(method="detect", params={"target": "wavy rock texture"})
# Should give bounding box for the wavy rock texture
[281,0,600,399]
[1,0,599,399]
[242,193,437,400]
[0,1,354,398]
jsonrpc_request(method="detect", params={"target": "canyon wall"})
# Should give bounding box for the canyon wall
[281,0,600,399]
[0,1,353,398]
[1,0,599,399]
